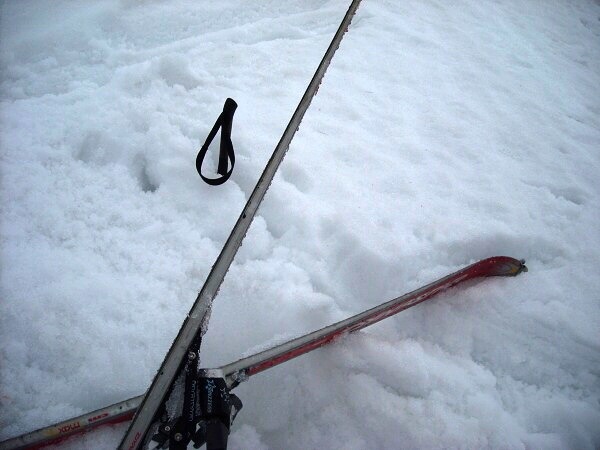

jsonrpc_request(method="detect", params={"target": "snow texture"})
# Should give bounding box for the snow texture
[1,0,599,449]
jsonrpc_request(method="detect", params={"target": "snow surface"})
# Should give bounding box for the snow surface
[1,0,599,449]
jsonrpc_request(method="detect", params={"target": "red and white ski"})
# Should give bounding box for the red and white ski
[0,256,526,450]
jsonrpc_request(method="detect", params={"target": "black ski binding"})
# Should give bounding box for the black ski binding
[150,375,242,450]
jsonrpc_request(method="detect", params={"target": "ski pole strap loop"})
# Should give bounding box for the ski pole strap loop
[196,98,237,185]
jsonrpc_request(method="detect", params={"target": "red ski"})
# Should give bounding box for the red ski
[0,256,526,450]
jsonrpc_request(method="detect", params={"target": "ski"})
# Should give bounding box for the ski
[0,257,526,450]
[0,397,141,450]
[118,1,363,449]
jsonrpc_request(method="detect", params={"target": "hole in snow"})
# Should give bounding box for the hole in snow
[134,154,159,193]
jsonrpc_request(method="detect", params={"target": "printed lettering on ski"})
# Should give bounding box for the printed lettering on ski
[57,421,81,434]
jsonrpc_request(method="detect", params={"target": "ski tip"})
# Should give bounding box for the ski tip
[502,257,527,276]
[519,259,528,273]
[515,259,528,275]
[482,256,528,277]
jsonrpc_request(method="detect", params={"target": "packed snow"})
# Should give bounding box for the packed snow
[1,0,599,449]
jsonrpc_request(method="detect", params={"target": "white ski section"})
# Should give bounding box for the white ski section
[1,1,599,449]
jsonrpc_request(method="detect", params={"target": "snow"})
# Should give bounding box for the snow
[1,0,599,448]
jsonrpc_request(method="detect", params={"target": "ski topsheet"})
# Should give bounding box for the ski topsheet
[117,1,363,449]
[0,257,526,450]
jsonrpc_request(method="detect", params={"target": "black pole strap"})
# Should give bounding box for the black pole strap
[196,98,237,186]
